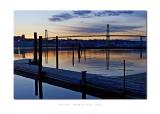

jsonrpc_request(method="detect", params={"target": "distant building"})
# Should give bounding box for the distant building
[14,34,26,41]
[21,34,25,39]
[14,36,22,42]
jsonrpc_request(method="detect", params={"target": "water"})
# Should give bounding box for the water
[14,74,98,99]
[14,48,146,76]
[14,48,146,99]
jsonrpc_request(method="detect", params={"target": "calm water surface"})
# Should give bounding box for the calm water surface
[14,48,146,99]
[14,48,146,76]
[14,75,98,99]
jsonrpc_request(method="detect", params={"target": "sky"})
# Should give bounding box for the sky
[14,10,147,40]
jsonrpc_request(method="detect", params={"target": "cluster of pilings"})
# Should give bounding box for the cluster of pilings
[33,33,59,74]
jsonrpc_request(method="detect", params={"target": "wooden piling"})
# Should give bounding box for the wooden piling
[140,49,142,59]
[106,50,110,70]
[140,36,143,59]
[123,60,126,95]
[38,36,42,75]
[72,44,74,66]
[82,91,86,99]
[35,80,38,96]
[45,29,48,48]
[81,71,87,86]
[39,80,43,99]
[84,49,86,61]
[140,36,143,48]
[38,36,43,98]
[34,32,37,64]
[56,36,59,69]
[81,71,87,99]
[78,43,81,63]
[45,30,48,64]
[22,53,25,58]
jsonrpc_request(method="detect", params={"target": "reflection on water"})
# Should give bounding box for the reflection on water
[14,75,97,99]
[14,48,146,99]
[14,48,146,76]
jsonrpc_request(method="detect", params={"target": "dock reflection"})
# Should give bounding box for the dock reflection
[35,79,43,99]
[34,77,87,99]
[140,49,143,59]
[72,45,75,66]
[106,49,110,70]
[44,50,48,64]
[82,91,86,99]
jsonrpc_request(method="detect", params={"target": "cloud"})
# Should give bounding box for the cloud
[48,10,146,23]
[68,26,106,33]
[49,11,92,22]
[73,11,92,16]
[131,11,147,19]
[111,25,143,32]
[65,25,143,34]
[49,13,74,22]
[94,11,133,16]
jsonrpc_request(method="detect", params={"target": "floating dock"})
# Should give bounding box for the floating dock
[14,59,146,99]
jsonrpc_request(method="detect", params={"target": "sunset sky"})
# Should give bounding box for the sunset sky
[14,10,147,40]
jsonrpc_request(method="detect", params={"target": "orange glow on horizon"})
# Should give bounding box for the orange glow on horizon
[14,31,146,40]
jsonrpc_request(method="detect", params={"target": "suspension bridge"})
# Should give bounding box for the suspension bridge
[40,24,146,40]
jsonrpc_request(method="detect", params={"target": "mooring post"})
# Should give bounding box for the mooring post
[56,36,59,69]
[45,29,48,48]
[140,36,143,59]
[38,36,42,75]
[81,71,87,86]
[37,36,43,99]
[81,71,87,99]
[106,50,110,70]
[81,45,83,55]
[34,32,37,64]
[35,80,38,96]
[78,43,81,63]
[22,53,25,58]
[82,90,86,99]
[39,80,43,99]
[140,36,143,48]
[45,29,48,64]
[84,49,86,61]
[123,60,126,95]
[72,44,74,66]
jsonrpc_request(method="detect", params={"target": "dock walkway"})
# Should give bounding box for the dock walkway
[14,59,146,99]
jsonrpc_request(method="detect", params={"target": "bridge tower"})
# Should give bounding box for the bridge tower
[106,24,110,47]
